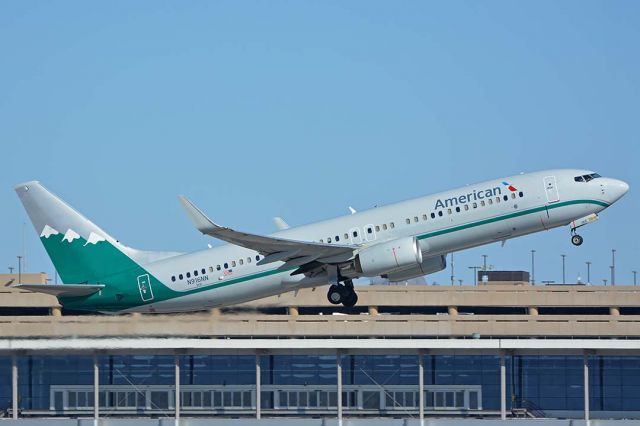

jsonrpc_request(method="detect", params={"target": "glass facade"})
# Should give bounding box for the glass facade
[0,353,639,417]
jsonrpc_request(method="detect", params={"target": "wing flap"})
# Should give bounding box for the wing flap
[15,284,105,298]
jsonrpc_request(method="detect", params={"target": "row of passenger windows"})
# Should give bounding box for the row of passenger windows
[318,191,525,244]
[404,191,525,223]
[171,255,263,282]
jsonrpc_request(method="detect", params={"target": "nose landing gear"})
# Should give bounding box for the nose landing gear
[326,279,358,307]
[571,233,584,246]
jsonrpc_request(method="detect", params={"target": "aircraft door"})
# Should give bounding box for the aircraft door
[137,274,154,302]
[544,176,560,203]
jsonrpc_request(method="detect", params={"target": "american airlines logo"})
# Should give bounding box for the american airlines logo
[435,185,503,209]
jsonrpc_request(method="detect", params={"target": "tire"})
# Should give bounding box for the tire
[342,291,358,308]
[327,285,344,305]
[571,234,584,246]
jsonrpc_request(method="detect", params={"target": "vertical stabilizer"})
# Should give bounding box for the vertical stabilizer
[15,181,180,284]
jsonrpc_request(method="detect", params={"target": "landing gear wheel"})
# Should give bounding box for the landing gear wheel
[342,291,358,308]
[327,284,346,305]
[571,234,584,246]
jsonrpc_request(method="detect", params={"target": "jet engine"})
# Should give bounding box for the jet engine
[355,236,423,277]
[383,255,447,282]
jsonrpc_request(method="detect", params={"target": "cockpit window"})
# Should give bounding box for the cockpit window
[575,173,601,183]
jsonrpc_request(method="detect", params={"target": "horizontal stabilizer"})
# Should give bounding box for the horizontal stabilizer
[15,284,105,298]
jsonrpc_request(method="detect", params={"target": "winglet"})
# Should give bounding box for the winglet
[177,196,221,234]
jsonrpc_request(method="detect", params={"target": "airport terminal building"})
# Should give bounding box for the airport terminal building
[2,274,640,424]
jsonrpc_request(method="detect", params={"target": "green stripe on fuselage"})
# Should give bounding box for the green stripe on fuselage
[416,199,608,240]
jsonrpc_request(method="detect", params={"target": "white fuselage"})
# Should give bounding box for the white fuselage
[131,169,627,313]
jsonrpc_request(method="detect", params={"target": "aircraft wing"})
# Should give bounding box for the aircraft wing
[14,284,105,298]
[178,196,356,268]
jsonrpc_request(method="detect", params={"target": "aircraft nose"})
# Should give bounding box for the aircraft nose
[606,178,629,203]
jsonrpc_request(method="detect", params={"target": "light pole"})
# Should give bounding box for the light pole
[531,250,536,285]
[586,262,592,284]
[17,256,22,284]
[468,266,481,286]
[8,266,14,274]
[482,255,488,271]
[611,249,616,286]
[603,279,608,286]
[633,271,637,286]
[450,253,455,286]
[561,254,566,284]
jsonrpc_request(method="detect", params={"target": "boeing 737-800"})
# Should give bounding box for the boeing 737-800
[14,169,628,314]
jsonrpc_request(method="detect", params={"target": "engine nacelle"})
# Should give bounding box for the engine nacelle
[383,255,447,282]
[355,236,423,277]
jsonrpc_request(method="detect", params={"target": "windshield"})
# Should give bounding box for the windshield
[575,173,601,183]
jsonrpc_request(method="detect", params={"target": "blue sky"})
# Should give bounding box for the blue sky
[1,1,638,286]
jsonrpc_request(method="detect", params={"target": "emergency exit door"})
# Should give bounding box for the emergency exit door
[544,176,560,203]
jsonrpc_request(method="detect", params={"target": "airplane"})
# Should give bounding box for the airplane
[13,169,628,314]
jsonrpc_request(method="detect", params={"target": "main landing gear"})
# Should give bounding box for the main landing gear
[327,279,358,307]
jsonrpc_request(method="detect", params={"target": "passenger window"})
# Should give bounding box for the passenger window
[367,227,372,234]
[194,270,198,276]
[186,272,191,278]
[247,257,251,263]
[375,225,380,232]
[344,233,349,240]
[256,255,260,261]
[503,195,509,201]
[431,212,436,219]
[496,197,501,203]
[171,276,176,282]
[335,235,340,242]
[232,261,236,267]
[216,265,221,271]
[464,205,469,211]
[511,193,516,199]
[481,200,486,206]
[447,208,452,214]
[224,263,228,269]
[208,266,213,273]
[519,192,524,198]
[455,207,460,213]
[414,216,418,223]
[406,218,411,224]
[352,230,358,237]
[239,259,244,265]
[179,274,183,280]
[390,222,395,229]
[382,224,388,230]
[327,237,332,243]
[472,202,477,208]
[488,199,493,205]
[438,211,443,217]
[422,214,428,221]
[320,239,324,243]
